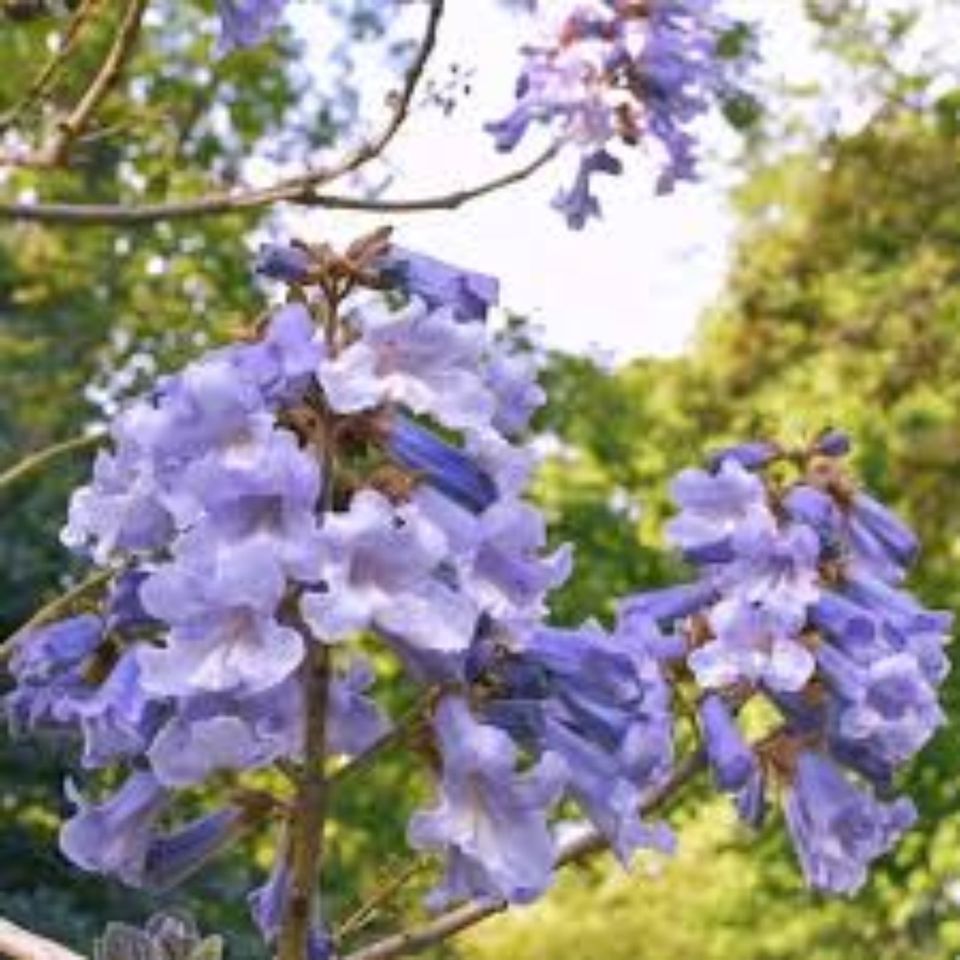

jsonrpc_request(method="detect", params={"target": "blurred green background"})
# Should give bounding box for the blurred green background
[2,1,960,957]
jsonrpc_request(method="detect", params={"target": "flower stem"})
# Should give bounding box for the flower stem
[278,642,331,960]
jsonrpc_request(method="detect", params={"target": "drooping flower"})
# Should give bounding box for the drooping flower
[409,696,564,907]
[784,751,916,895]
[477,620,675,863]
[60,772,169,886]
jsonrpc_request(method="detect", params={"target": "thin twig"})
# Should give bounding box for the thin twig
[336,859,429,944]
[0,0,561,230]
[0,567,115,667]
[0,432,103,494]
[328,687,438,789]
[0,917,84,960]
[0,142,560,224]
[34,0,150,167]
[342,751,707,960]
[0,0,104,135]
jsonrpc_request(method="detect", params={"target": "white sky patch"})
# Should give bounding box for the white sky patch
[275,0,954,362]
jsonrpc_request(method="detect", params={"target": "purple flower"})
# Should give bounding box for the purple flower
[255,243,314,284]
[692,597,815,692]
[73,650,162,769]
[250,837,334,958]
[482,622,675,862]
[382,415,498,514]
[487,0,755,224]
[813,429,852,457]
[141,807,245,891]
[707,440,780,471]
[620,580,717,624]
[483,328,547,436]
[847,494,919,583]
[698,694,755,793]
[319,299,495,431]
[300,490,477,652]
[468,500,573,617]
[828,651,944,769]
[552,149,623,230]
[784,752,916,894]
[665,458,767,563]
[60,772,169,886]
[62,447,175,562]
[7,615,101,693]
[409,696,563,907]
[376,246,500,321]
[327,659,391,757]
[232,304,324,404]
[217,0,287,52]
[174,424,324,581]
[147,679,302,787]
[138,539,303,697]
[721,519,821,633]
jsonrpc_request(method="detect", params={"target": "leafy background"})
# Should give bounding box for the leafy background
[2,1,960,957]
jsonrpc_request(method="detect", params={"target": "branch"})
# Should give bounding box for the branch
[39,0,149,166]
[3,0,150,168]
[279,645,332,960]
[0,0,443,213]
[329,687,438,790]
[0,917,84,960]
[0,432,103,494]
[0,0,104,135]
[336,860,428,944]
[342,750,707,960]
[0,143,560,225]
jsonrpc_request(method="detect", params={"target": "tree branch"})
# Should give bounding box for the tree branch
[0,0,444,211]
[279,643,332,960]
[0,143,559,225]
[3,0,150,168]
[0,3,567,228]
[328,687,438,790]
[0,0,104,136]
[0,917,85,960]
[0,432,103,494]
[342,750,707,960]
[39,0,149,166]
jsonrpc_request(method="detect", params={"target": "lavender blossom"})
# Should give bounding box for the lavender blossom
[785,752,916,894]
[377,246,500,320]
[409,696,564,907]
[217,0,287,52]
[624,432,946,889]
[487,0,755,224]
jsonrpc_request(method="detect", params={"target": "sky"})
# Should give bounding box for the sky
[278,0,954,362]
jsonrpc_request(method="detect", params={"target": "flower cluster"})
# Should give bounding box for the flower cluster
[623,432,950,893]
[6,229,622,950]
[487,0,755,227]
[5,227,948,951]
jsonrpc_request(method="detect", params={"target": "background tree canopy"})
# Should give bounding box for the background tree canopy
[2,1,960,957]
